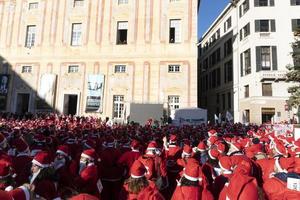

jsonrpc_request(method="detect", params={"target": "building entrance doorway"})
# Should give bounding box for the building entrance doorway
[16,93,30,114]
[261,108,275,123]
[63,94,78,115]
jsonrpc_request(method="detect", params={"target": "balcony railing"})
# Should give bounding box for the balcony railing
[259,71,287,81]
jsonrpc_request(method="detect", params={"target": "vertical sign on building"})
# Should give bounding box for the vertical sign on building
[36,74,57,111]
[0,75,9,110]
[86,74,105,112]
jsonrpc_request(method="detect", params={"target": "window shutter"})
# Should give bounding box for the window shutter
[272,46,278,70]
[240,53,244,76]
[292,19,297,32]
[254,0,259,7]
[270,20,276,32]
[270,0,275,6]
[256,46,262,72]
[255,20,260,32]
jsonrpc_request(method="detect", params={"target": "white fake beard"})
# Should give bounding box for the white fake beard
[30,169,41,184]
[53,158,66,170]
[79,161,87,174]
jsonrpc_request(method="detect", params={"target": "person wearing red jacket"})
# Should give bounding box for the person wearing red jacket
[74,149,101,198]
[118,139,141,178]
[119,160,164,200]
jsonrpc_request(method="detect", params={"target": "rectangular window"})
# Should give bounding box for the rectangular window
[168,65,180,73]
[224,60,233,83]
[71,23,82,46]
[244,49,251,75]
[168,96,180,110]
[227,92,231,109]
[224,38,232,57]
[113,95,124,118]
[224,17,232,32]
[68,65,79,73]
[256,46,277,71]
[240,0,249,17]
[28,2,38,10]
[254,0,274,6]
[115,65,126,73]
[73,0,84,7]
[118,0,128,4]
[262,83,272,96]
[117,21,128,45]
[245,110,250,123]
[169,19,181,43]
[255,19,276,32]
[245,85,249,98]
[261,46,271,70]
[240,22,250,41]
[22,66,32,73]
[291,0,300,5]
[25,25,36,48]
[292,19,300,32]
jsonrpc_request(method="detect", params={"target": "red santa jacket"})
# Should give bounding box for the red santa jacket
[256,158,276,181]
[171,185,201,200]
[99,147,123,181]
[263,176,300,200]
[118,150,141,177]
[119,181,164,200]
[12,153,32,186]
[75,163,99,195]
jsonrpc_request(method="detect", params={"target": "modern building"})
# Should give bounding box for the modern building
[0,0,199,121]
[199,0,300,124]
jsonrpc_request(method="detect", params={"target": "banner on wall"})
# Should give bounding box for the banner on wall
[36,74,57,111]
[0,74,9,110]
[86,74,105,112]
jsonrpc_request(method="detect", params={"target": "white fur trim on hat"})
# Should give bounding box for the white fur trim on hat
[131,173,145,178]
[182,151,191,156]
[274,144,287,157]
[274,158,288,173]
[208,150,217,160]
[183,173,199,182]
[81,153,94,161]
[32,159,50,168]
[218,161,232,172]
[19,186,30,200]
[56,150,68,157]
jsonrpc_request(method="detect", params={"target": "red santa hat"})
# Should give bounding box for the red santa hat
[70,194,99,200]
[217,143,226,153]
[274,141,288,157]
[207,136,218,146]
[182,145,192,157]
[231,141,243,151]
[32,152,52,168]
[105,136,115,147]
[130,139,140,149]
[56,145,70,157]
[208,149,220,160]
[0,161,11,179]
[208,129,217,137]
[8,186,30,200]
[183,159,201,181]
[146,141,157,151]
[130,160,146,178]
[81,149,97,161]
[275,157,295,173]
[218,156,233,172]
[33,134,46,143]
[169,134,177,143]
[197,141,207,152]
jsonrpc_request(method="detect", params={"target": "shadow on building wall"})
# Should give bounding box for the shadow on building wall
[0,55,58,116]
[198,30,235,123]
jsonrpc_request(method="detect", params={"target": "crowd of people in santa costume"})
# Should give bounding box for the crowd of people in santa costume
[0,113,299,200]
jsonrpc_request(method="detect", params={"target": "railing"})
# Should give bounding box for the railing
[259,71,287,81]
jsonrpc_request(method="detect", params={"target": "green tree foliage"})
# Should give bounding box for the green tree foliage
[286,30,300,107]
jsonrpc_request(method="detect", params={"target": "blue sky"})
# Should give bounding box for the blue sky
[198,0,230,38]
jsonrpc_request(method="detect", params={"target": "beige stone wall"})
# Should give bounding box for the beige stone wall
[0,0,198,119]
